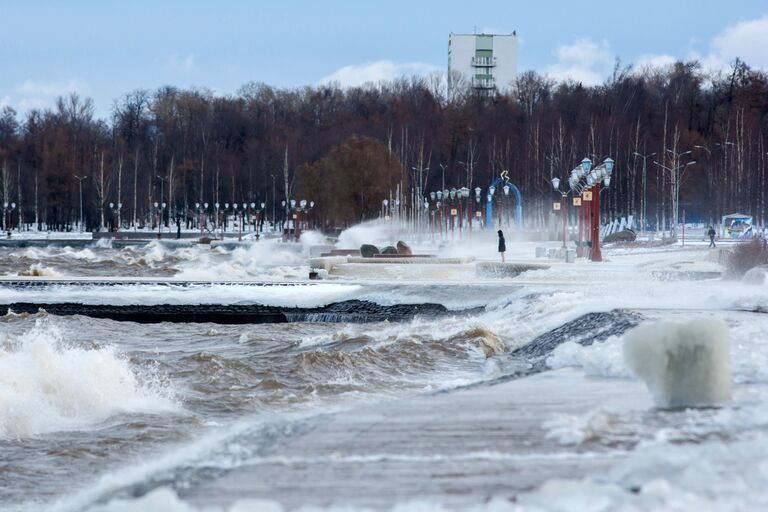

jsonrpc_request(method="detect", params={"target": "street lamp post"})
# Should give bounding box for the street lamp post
[654,153,696,238]
[109,202,122,235]
[449,188,456,241]
[633,151,656,233]
[436,190,443,240]
[428,191,436,242]
[551,177,568,249]
[459,187,470,239]
[3,203,15,236]
[153,202,166,239]
[74,175,88,232]
[474,187,482,230]
[562,157,614,261]
[488,185,497,229]
[289,199,297,241]
[157,175,166,216]
[589,158,614,262]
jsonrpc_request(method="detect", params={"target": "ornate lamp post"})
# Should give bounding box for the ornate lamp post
[109,202,122,234]
[74,175,88,232]
[488,185,496,229]
[153,202,166,239]
[474,187,482,230]
[551,177,569,249]
[457,187,469,238]
[233,203,241,241]
[588,158,613,262]
[436,190,443,240]
[3,202,15,236]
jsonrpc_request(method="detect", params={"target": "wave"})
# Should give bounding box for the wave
[0,318,177,438]
[17,262,61,277]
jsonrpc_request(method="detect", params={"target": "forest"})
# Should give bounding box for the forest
[0,59,766,234]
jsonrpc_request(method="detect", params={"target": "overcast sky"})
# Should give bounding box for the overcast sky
[2,0,767,119]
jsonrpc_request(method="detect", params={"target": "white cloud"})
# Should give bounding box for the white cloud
[698,15,768,71]
[0,79,90,115]
[16,79,87,97]
[542,15,768,84]
[166,54,196,73]
[319,60,439,88]
[544,38,612,85]
[633,54,677,70]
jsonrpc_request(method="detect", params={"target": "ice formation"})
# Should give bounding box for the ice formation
[623,317,732,408]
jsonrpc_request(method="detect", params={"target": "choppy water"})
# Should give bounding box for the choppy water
[0,239,309,280]
[0,309,521,511]
[2,236,768,511]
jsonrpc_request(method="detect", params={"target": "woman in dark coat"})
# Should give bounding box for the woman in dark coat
[498,230,506,262]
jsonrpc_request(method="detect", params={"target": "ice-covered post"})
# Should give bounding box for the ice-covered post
[624,318,731,408]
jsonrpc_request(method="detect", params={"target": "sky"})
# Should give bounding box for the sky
[1,0,767,120]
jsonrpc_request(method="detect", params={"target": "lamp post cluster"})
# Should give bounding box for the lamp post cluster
[3,202,16,235]
[153,201,167,239]
[282,199,315,242]
[422,187,474,241]
[108,202,122,233]
[191,202,274,240]
[551,157,614,262]
[487,182,515,228]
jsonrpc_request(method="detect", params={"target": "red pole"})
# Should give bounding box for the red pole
[451,204,455,241]
[591,184,603,262]
[467,199,472,238]
[577,198,583,257]
[561,195,567,249]
[458,201,463,240]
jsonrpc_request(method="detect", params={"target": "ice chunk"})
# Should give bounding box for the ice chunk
[623,318,731,408]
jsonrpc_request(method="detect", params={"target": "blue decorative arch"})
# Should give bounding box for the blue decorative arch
[485,177,523,230]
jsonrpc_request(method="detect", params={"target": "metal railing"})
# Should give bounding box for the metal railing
[471,56,497,67]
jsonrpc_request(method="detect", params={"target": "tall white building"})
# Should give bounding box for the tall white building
[448,32,518,94]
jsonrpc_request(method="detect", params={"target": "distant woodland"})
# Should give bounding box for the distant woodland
[0,59,766,232]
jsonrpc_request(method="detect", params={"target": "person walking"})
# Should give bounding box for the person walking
[708,226,716,248]
[497,230,506,262]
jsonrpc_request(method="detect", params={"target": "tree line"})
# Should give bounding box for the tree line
[0,58,766,234]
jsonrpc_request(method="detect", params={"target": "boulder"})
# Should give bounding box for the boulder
[396,240,412,255]
[381,245,398,255]
[360,244,380,258]
[603,229,637,244]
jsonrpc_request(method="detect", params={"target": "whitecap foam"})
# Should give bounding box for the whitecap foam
[17,262,61,277]
[0,318,177,438]
[546,336,632,378]
[336,220,390,249]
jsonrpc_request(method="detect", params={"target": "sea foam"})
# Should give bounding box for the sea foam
[0,318,176,438]
[623,317,732,408]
